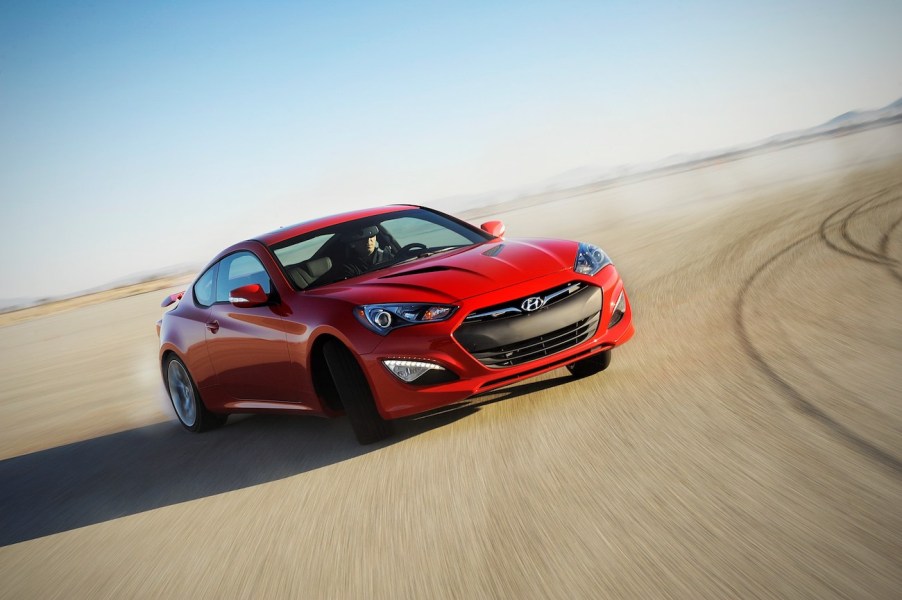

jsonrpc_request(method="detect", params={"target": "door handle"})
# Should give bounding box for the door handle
[206,320,220,334]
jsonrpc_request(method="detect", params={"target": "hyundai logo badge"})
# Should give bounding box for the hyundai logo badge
[521,296,546,312]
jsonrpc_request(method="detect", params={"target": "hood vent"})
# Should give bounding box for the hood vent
[482,244,505,257]
[379,266,451,279]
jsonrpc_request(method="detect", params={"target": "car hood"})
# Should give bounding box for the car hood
[309,238,577,304]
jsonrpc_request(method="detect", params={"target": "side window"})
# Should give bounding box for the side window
[215,252,272,303]
[193,264,218,308]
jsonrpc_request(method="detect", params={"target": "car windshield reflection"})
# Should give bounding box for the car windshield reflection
[270,208,491,290]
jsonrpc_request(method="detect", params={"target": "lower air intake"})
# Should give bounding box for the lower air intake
[470,313,601,367]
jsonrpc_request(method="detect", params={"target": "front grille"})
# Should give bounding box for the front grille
[470,313,600,367]
[454,283,603,368]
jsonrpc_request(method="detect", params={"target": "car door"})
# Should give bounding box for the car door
[204,250,299,403]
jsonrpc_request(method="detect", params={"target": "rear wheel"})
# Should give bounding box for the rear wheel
[567,349,612,379]
[165,356,227,432]
[322,339,392,445]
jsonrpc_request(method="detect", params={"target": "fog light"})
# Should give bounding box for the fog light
[608,291,626,328]
[382,359,447,383]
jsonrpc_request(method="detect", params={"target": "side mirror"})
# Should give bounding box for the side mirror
[480,220,506,238]
[161,291,184,307]
[229,283,270,308]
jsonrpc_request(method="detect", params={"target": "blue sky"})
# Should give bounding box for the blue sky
[2,0,901,300]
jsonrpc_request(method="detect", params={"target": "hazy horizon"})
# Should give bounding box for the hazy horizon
[2,0,902,301]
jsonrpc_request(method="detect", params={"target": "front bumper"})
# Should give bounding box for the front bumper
[357,265,634,419]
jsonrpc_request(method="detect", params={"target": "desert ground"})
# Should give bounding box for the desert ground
[1,124,900,599]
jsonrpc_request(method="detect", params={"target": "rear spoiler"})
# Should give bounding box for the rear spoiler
[161,291,184,308]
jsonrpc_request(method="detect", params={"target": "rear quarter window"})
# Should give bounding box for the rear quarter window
[215,252,272,303]
[193,265,217,307]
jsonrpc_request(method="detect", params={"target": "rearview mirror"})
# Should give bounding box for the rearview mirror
[480,220,505,238]
[229,284,269,308]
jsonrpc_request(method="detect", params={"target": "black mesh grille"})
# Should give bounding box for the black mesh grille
[469,312,600,367]
[455,283,603,369]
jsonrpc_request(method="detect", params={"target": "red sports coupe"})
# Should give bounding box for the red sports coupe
[158,205,634,443]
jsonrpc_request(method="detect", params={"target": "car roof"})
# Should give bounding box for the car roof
[250,204,419,246]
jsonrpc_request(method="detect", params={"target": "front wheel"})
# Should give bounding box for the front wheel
[165,356,227,432]
[322,340,392,445]
[567,350,612,379]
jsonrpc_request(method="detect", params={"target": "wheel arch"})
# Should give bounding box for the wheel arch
[159,348,183,383]
[160,348,226,424]
[308,333,346,413]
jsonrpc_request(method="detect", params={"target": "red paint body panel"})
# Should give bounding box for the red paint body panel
[159,205,634,427]
[204,303,298,403]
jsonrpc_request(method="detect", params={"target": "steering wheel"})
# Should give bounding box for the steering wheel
[397,242,428,258]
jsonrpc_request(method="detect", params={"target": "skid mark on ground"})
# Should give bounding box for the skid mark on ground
[735,188,902,475]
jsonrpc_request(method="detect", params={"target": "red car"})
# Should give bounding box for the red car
[158,205,634,443]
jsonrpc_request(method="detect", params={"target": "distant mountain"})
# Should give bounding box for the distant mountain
[0,263,199,313]
[824,110,862,126]
[817,97,902,129]
[448,96,902,219]
[0,297,40,312]
[530,97,902,195]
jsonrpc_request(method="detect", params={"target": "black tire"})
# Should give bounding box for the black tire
[567,349,612,379]
[322,339,392,444]
[164,355,227,432]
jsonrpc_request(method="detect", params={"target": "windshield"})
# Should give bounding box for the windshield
[270,208,492,290]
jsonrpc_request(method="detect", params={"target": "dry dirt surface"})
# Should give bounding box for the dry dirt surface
[1,125,901,599]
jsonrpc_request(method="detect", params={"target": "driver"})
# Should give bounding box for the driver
[340,225,395,277]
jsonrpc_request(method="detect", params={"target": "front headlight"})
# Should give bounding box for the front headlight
[574,242,612,276]
[355,303,457,335]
